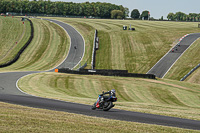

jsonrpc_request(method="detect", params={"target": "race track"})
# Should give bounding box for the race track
[0,19,200,131]
[147,33,200,78]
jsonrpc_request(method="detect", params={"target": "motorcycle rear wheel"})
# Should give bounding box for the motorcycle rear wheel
[103,101,113,111]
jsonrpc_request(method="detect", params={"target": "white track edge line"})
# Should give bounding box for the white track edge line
[45,19,85,71]
[15,72,88,105]
[162,36,200,78]
[13,19,85,100]
[146,33,194,74]
[44,19,72,71]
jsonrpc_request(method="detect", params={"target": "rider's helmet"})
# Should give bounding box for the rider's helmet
[111,89,116,96]
[111,89,115,93]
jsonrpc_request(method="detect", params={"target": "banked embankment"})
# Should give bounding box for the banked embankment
[43,18,85,70]
[0,18,34,68]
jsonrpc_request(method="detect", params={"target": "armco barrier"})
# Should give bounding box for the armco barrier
[180,63,200,81]
[0,18,34,68]
[56,68,156,79]
[91,30,98,69]
[76,62,87,71]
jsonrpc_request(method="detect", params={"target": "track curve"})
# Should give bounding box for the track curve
[0,19,200,130]
[147,33,200,78]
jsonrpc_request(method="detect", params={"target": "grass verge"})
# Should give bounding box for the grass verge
[18,72,200,121]
[186,67,200,84]
[0,102,199,133]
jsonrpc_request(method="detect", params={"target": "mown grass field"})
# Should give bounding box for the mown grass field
[0,16,31,65]
[0,18,69,71]
[165,38,200,82]
[18,72,200,121]
[46,17,200,75]
[1,17,200,132]
[1,102,198,133]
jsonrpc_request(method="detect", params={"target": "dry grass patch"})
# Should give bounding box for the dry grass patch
[1,102,199,133]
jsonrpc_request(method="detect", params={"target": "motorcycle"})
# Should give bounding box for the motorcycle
[91,91,117,111]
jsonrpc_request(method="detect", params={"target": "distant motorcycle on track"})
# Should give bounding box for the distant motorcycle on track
[91,89,117,111]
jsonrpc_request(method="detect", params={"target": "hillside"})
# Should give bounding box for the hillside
[0,16,31,65]
[0,18,69,71]
[1,17,200,132]
[1,17,199,79]
[47,18,200,74]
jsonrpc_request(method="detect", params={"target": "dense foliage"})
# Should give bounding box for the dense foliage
[111,10,123,19]
[167,12,200,21]
[130,9,150,20]
[131,9,140,19]
[140,10,150,20]
[0,0,127,18]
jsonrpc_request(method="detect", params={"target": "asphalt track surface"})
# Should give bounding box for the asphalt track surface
[0,19,200,131]
[147,33,200,78]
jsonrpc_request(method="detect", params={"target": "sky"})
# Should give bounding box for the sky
[52,0,200,19]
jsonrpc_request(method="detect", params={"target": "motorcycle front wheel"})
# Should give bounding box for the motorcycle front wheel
[103,101,113,111]
[91,103,96,110]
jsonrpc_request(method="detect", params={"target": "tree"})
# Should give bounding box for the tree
[131,9,140,19]
[140,10,149,20]
[111,10,123,19]
[160,16,163,20]
[167,12,175,20]
[175,12,186,21]
[0,0,125,18]
[124,7,129,18]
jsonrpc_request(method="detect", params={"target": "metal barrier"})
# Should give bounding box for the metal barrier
[76,62,87,71]
[91,30,98,69]
[57,68,156,79]
[180,63,200,81]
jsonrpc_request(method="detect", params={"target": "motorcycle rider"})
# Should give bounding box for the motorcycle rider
[93,89,116,109]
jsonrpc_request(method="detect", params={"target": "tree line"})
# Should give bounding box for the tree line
[130,9,150,20]
[130,9,200,21]
[0,0,128,18]
[167,12,200,21]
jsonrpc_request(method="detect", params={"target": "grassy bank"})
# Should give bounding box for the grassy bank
[0,16,31,65]
[1,17,199,79]
[0,102,198,133]
[18,72,200,121]
[44,17,95,70]
[186,68,200,84]
[46,18,200,74]
[0,18,69,71]
[165,38,200,83]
